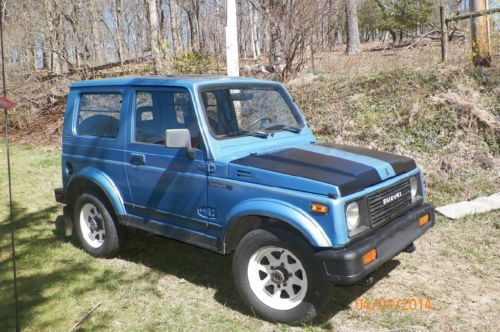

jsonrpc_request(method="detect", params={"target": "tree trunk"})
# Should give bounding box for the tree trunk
[186,11,195,51]
[470,0,491,66]
[89,0,105,65]
[114,0,125,71]
[345,0,361,55]
[269,19,284,77]
[168,0,180,56]
[249,2,260,59]
[146,0,163,74]
[193,0,202,51]
[41,39,49,70]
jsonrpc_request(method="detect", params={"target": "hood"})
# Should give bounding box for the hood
[229,143,416,196]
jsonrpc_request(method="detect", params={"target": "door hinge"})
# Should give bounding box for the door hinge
[198,162,216,174]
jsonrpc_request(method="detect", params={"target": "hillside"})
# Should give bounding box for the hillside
[289,66,500,206]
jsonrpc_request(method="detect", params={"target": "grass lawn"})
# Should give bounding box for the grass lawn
[1,143,498,331]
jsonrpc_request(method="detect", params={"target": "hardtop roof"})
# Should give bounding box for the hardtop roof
[70,75,277,88]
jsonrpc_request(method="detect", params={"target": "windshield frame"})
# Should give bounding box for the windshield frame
[197,83,305,140]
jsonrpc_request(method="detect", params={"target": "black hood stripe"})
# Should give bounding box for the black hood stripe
[232,148,383,196]
[318,143,417,175]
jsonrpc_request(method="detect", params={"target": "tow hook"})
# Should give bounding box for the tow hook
[403,243,416,253]
[363,274,374,286]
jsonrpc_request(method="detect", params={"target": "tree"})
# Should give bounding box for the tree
[114,0,125,71]
[345,0,361,54]
[373,0,434,45]
[470,0,491,66]
[146,0,163,74]
[88,0,105,65]
[249,2,261,59]
[251,0,321,80]
[168,0,182,56]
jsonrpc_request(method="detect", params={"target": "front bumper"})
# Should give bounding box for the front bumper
[315,204,435,285]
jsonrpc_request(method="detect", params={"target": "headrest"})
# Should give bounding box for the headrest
[136,106,155,121]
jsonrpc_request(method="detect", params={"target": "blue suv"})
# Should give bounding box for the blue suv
[55,76,435,324]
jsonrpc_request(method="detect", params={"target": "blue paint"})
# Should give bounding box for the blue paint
[68,167,126,215]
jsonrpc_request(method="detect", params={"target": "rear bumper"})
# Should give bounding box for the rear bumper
[315,204,435,285]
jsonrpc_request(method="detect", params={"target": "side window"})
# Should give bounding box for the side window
[134,90,202,149]
[77,93,122,138]
[135,91,166,144]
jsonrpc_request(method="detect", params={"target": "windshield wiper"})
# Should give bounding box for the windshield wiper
[264,124,302,133]
[224,130,269,138]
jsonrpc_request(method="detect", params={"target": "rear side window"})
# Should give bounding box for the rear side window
[77,93,122,138]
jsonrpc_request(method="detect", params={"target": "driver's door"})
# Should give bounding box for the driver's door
[124,87,208,232]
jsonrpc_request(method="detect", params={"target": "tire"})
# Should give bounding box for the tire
[233,228,330,325]
[73,193,125,258]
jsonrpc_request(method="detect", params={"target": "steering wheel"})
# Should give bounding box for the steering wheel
[247,117,272,130]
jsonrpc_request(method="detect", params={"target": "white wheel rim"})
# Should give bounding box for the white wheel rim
[247,246,308,311]
[79,203,106,248]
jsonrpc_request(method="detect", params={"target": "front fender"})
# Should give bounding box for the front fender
[68,167,126,215]
[224,198,332,248]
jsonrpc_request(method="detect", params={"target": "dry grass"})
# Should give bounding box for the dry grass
[312,31,499,76]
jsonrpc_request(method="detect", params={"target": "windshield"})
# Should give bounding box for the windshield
[200,86,304,139]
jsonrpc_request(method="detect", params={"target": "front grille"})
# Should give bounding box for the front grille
[368,179,412,226]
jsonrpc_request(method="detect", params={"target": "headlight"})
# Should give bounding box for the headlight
[346,201,360,231]
[410,176,418,201]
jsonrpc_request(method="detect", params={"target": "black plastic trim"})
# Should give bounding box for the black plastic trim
[315,204,435,285]
[54,188,66,204]
[119,214,222,253]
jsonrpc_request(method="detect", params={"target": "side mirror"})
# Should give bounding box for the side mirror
[165,129,191,149]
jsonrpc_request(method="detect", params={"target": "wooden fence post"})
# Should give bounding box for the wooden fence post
[440,6,448,62]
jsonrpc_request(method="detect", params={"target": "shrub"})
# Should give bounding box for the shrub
[173,52,212,74]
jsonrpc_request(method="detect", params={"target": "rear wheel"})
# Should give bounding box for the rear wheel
[233,228,330,324]
[74,193,125,258]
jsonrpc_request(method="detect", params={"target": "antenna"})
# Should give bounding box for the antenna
[0,0,20,330]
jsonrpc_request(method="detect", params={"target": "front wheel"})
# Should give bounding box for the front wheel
[233,228,330,324]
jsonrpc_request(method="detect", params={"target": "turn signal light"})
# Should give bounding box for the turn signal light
[363,248,377,265]
[419,214,429,227]
[311,203,328,214]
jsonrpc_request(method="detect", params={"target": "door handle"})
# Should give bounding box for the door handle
[130,154,145,165]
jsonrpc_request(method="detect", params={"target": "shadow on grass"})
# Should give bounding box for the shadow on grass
[108,226,400,328]
[0,202,96,331]
[1,202,401,329]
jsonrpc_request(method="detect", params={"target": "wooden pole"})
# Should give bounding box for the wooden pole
[1,1,20,330]
[469,0,491,67]
[440,6,448,62]
[226,0,239,77]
